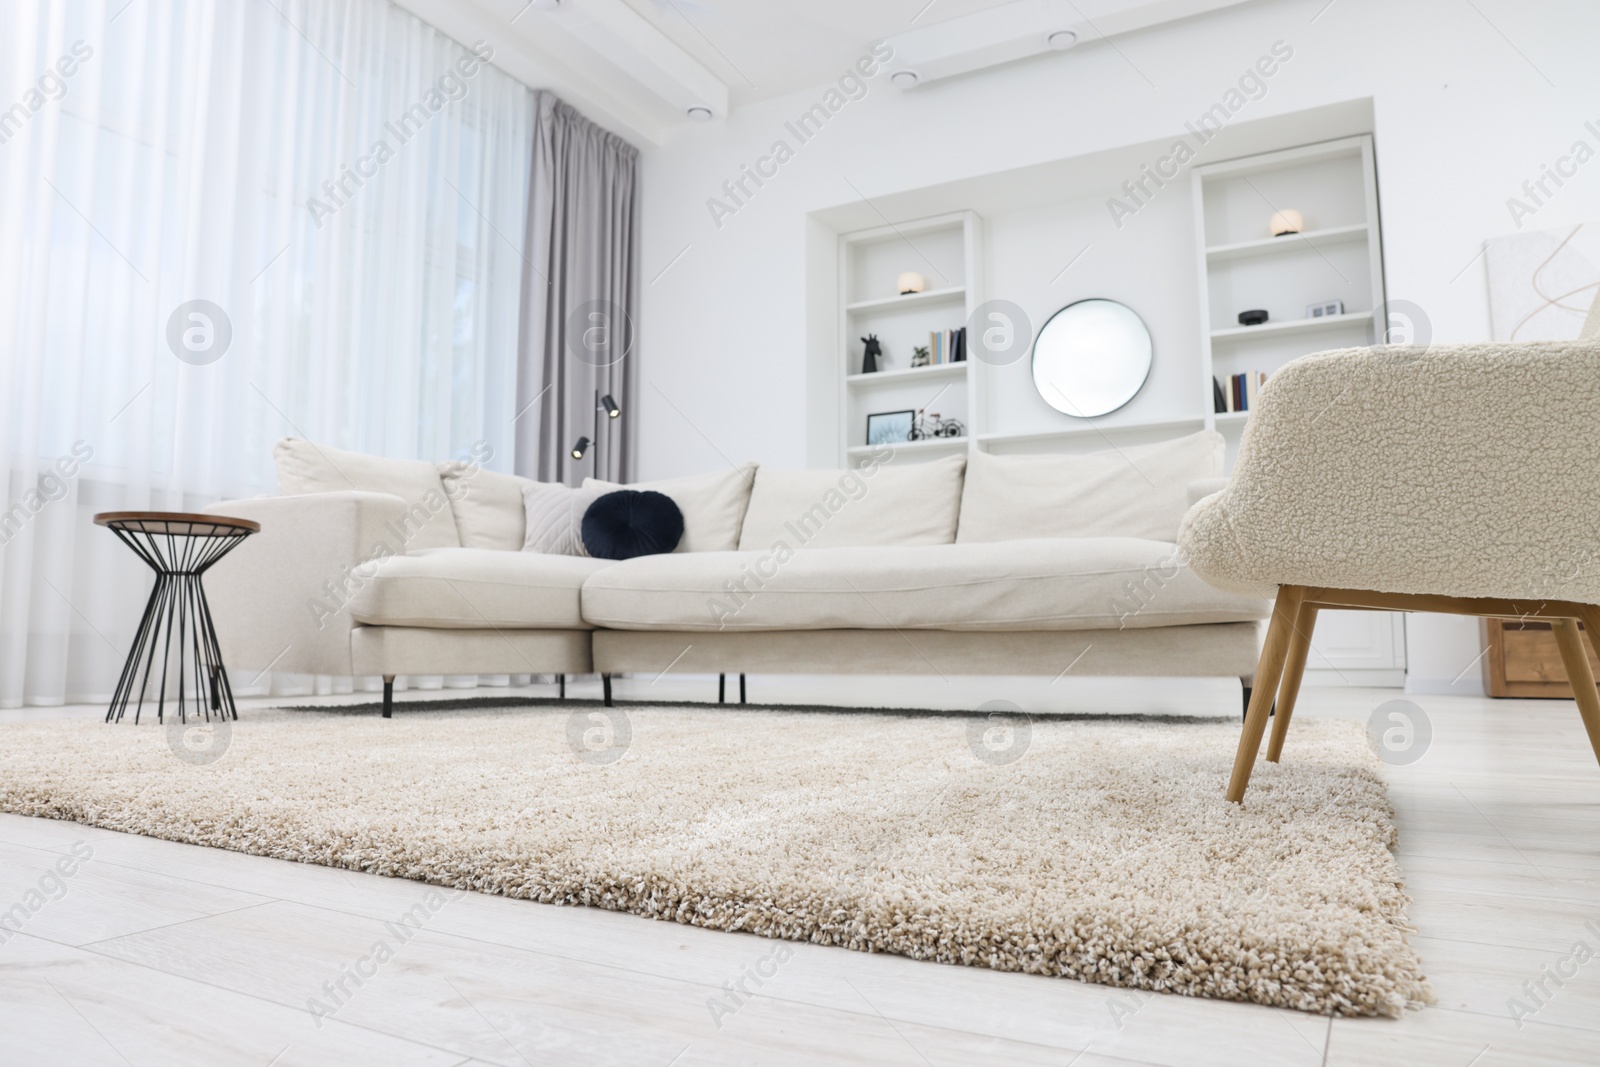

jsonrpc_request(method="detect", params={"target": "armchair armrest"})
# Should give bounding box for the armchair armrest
[202,492,408,676]
[1179,340,1600,603]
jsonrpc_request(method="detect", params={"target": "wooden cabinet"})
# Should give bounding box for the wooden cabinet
[1483,618,1600,698]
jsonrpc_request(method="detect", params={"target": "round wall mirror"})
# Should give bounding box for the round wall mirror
[1031,299,1152,417]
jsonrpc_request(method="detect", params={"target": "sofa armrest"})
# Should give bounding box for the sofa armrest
[1179,340,1600,602]
[202,492,408,676]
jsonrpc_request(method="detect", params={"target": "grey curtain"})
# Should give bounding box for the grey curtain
[513,91,639,485]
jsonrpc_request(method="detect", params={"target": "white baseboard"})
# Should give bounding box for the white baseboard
[1404,675,1487,697]
[1303,668,1406,688]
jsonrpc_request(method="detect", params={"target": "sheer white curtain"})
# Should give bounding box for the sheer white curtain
[0,0,533,706]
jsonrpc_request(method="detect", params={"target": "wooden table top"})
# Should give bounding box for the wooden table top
[93,511,261,536]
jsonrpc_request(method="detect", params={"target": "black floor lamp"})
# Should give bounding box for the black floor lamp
[565,390,621,705]
[570,390,621,477]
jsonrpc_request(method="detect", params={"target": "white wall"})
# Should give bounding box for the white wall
[631,0,1600,692]
[984,189,1202,438]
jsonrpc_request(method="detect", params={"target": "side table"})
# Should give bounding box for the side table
[94,512,259,724]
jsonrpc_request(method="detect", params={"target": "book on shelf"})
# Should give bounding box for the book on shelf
[926,326,967,365]
[1213,371,1268,414]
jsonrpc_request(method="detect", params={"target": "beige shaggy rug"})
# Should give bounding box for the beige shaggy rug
[0,702,1428,1017]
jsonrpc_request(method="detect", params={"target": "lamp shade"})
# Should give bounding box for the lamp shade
[1269,209,1304,236]
[897,271,928,295]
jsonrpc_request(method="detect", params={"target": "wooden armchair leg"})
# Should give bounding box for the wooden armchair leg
[1552,614,1600,768]
[1227,585,1307,803]
[1267,603,1319,763]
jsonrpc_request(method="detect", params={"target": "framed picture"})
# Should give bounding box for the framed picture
[865,409,915,446]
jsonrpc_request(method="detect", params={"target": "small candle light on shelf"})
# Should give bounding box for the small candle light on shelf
[897,271,927,295]
[1269,209,1304,236]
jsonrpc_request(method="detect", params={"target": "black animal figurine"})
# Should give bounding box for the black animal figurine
[861,334,883,374]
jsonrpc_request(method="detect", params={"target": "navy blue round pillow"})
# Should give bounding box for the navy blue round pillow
[581,490,684,560]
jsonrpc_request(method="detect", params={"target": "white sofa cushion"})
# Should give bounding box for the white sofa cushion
[349,548,612,629]
[440,464,556,551]
[737,454,965,551]
[957,431,1223,544]
[585,463,756,553]
[580,537,1269,632]
[274,438,461,551]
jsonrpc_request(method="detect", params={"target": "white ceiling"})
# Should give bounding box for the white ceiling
[614,0,1019,107]
[396,0,1258,145]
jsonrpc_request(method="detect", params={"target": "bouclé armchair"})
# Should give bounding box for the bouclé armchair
[1180,296,1600,802]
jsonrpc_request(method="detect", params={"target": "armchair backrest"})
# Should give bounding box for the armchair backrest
[1179,338,1600,605]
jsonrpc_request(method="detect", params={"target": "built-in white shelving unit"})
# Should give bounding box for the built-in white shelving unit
[838,212,1203,463]
[845,436,968,458]
[844,362,966,385]
[1208,310,1371,341]
[833,137,1388,474]
[974,416,1207,449]
[838,212,981,461]
[1192,133,1401,680]
[845,286,966,313]
[833,136,1389,461]
[1193,134,1385,447]
[1204,223,1368,262]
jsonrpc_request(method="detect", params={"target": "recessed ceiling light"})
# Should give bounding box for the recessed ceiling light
[1047,30,1079,50]
[686,106,713,122]
[889,70,920,88]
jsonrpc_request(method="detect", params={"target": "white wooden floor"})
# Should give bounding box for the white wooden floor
[2,678,1599,1066]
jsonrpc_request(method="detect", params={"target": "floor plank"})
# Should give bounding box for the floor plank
[0,838,275,946]
[0,931,471,1066]
[86,898,1132,1067]
[1327,1005,1600,1066]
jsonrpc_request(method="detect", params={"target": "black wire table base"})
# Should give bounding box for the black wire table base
[96,513,258,725]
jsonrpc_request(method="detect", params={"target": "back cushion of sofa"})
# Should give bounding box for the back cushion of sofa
[584,463,756,552]
[738,453,965,550]
[440,463,556,551]
[273,437,461,551]
[956,430,1223,544]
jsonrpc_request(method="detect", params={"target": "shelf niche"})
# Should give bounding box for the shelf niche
[838,213,979,458]
[1194,134,1387,444]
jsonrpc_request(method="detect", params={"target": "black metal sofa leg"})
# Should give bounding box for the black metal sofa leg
[1240,683,1274,722]
[382,675,394,718]
[602,673,613,707]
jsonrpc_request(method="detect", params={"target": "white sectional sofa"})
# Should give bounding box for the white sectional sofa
[203,432,1270,716]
